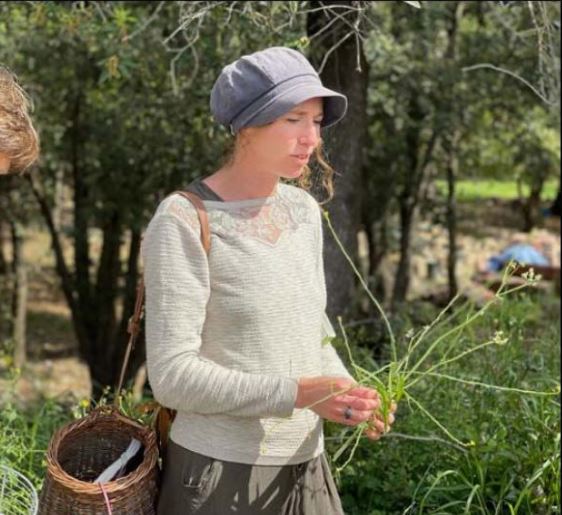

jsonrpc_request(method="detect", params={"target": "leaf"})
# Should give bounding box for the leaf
[402,1,422,8]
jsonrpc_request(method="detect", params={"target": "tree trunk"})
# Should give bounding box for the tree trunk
[443,3,464,301]
[112,229,144,389]
[393,200,414,305]
[392,95,423,308]
[392,119,439,308]
[89,225,144,399]
[445,132,460,300]
[307,1,370,320]
[89,212,123,394]
[516,175,524,204]
[0,220,7,275]
[10,220,27,369]
[70,89,97,365]
[29,169,145,398]
[365,218,385,279]
[53,167,65,231]
[26,173,90,349]
[550,185,562,216]
[522,180,545,232]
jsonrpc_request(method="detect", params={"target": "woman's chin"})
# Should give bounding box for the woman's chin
[280,166,306,180]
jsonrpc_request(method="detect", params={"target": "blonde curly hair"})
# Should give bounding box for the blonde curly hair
[0,65,40,174]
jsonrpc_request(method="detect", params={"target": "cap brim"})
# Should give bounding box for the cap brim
[235,80,348,131]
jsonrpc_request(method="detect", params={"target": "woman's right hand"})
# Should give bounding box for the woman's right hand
[295,376,380,426]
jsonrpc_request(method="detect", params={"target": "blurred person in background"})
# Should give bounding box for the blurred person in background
[0,65,40,175]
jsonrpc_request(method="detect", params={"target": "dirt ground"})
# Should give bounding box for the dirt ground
[1,231,91,406]
[1,199,560,406]
[379,200,560,302]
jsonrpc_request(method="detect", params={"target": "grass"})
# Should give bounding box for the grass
[0,394,74,490]
[324,292,560,515]
[0,197,559,514]
[434,179,559,202]
[0,294,559,514]
[317,208,560,514]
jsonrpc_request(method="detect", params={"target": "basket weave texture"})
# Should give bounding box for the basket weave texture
[38,406,159,514]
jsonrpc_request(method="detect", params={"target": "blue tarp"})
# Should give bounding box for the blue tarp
[487,243,550,272]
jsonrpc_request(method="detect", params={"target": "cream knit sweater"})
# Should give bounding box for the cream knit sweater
[142,182,353,465]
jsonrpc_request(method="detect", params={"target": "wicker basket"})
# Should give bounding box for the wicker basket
[36,192,209,514]
[38,406,159,514]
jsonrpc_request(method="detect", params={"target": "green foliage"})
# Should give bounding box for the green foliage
[0,2,305,387]
[0,2,307,218]
[0,397,73,489]
[363,1,559,229]
[326,294,560,514]
[0,383,156,491]
[0,4,559,510]
[1,293,557,512]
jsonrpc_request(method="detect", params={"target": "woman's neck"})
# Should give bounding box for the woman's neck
[204,163,279,201]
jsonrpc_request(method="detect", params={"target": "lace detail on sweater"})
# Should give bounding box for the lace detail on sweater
[162,185,315,246]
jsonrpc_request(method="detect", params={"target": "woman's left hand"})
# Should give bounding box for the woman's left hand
[364,401,397,441]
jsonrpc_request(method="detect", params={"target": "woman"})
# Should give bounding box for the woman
[0,65,39,175]
[143,46,396,515]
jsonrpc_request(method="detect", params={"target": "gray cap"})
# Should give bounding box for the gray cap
[210,46,348,134]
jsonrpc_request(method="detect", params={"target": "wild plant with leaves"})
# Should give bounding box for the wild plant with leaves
[320,210,560,473]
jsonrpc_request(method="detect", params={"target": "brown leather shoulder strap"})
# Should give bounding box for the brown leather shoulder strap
[115,190,211,400]
[169,190,211,255]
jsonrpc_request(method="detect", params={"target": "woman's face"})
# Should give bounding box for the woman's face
[239,97,323,180]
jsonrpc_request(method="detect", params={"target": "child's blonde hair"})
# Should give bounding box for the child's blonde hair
[0,65,40,174]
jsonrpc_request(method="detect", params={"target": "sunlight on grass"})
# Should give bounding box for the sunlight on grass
[435,179,558,201]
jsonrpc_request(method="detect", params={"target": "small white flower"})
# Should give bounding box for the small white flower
[492,330,508,345]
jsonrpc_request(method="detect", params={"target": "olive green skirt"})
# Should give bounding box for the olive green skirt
[157,439,345,514]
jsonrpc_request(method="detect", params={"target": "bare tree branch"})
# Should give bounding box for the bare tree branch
[24,172,79,318]
[122,1,167,42]
[89,1,421,94]
[164,1,380,86]
[462,63,554,105]
[319,30,353,74]
[465,1,559,114]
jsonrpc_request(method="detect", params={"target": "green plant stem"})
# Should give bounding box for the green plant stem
[404,392,468,447]
[407,371,560,396]
[322,210,397,361]
[404,294,503,381]
[406,338,500,389]
[382,431,468,452]
[333,424,364,469]
[401,291,464,371]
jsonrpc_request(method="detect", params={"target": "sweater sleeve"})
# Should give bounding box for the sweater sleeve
[142,197,298,418]
[312,200,355,381]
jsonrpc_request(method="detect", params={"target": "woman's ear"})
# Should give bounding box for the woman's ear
[236,128,253,153]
